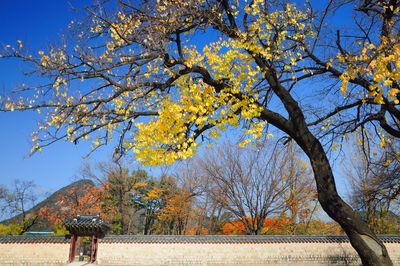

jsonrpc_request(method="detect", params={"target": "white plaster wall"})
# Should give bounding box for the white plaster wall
[0,242,69,265]
[96,242,400,265]
[0,241,398,265]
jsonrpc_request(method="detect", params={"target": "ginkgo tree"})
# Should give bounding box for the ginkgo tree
[1,0,400,264]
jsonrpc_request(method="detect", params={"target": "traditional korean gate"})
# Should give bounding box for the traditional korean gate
[63,214,109,263]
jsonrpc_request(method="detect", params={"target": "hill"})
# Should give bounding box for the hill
[1,179,95,231]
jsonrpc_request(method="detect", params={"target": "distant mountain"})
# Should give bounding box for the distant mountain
[1,179,95,231]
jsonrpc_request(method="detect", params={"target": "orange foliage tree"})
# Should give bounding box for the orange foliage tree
[220,217,290,235]
[279,142,319,234]
[219,216,342,235]
[157,189,193,235]
[38,184,112,228]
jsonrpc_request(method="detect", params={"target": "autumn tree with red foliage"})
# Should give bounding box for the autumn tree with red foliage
[38,183,112,228]
[219,217,290,235]
[219,216,344,236]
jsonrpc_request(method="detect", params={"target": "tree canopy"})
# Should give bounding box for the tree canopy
[2,0,400,264]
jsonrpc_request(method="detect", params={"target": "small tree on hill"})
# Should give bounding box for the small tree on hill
[0,179,39,235]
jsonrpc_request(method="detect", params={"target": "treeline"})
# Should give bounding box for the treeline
[1,140,399,235]
[44,141,323,235]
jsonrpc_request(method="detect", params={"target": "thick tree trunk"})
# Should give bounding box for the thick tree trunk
[295,132,393,266]
[255,94,394,264]
[250,45,393,265]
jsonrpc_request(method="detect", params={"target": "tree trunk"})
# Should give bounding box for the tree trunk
[254,53,394,264]
[296,132,393,266]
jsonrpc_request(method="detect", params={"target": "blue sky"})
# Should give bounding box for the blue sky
[0,0,351,206]
[0,1,117,195]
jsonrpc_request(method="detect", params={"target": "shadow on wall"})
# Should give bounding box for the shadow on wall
[328,242,360,265]
[327,255,359,265]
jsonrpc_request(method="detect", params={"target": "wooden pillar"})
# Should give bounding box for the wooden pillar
[90,233,99,263]
[69,234,77,263]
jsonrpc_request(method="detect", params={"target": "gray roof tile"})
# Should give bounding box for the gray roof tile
[99,234,400,244]
[0,234,398,244]
[0,235,69,243]
[63,214,110,235]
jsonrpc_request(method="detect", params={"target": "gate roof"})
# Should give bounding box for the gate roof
[63,214,109,236]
